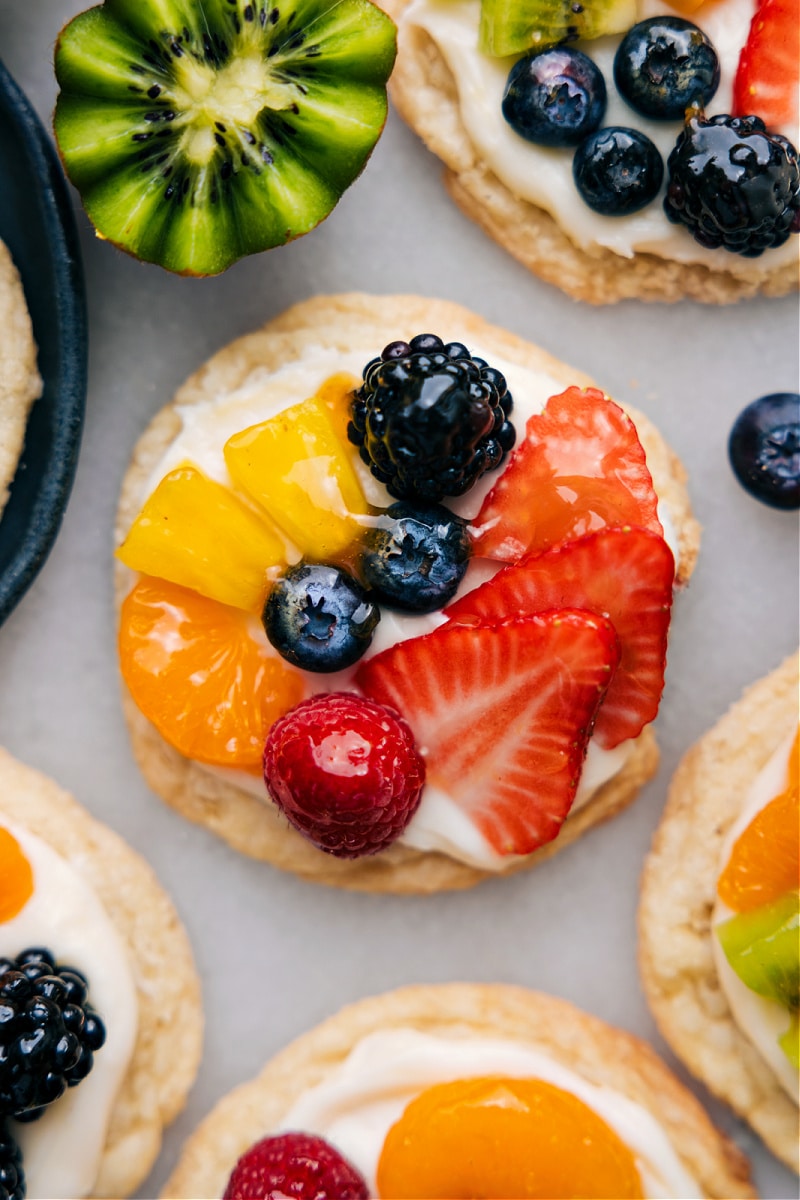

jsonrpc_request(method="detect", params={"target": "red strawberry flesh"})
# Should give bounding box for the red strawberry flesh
[733,0,800,130]
[356,609,620,856]
[222,1131,369,1200]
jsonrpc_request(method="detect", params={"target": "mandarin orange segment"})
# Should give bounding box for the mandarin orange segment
[0,827,34,923]
[224,391,370,561]
[376,1076,644,1200]
[117,464,286,613]
[718,729,800,913]
[119,577,304,767]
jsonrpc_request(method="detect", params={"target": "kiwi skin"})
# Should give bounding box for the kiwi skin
[53,0,397,276]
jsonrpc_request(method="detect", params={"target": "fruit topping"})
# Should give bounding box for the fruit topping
[356,609,620,856]
[613,18,720,120]
[472,387,661,564]
[717,889,800,1011]
[53,0,397,275]
[376,1075,644,1199]
[733,0,800,132]
[447,527,674,751]
[224,390,370,561]
[263,692,425,857]
[573,127,664,215]
[116,465,286,612]
[263,563,379,672]
[663,115,800,257]
[348,335,514,504]
[502,48,607,148]
[360,501,471,612]
[0,948,106,1122]
[222,1131,369,1200]
[119,576,304,766]
[0,1120,24,1200]
[0,829,33,925]
[728,392,800,510]
[478,0,637,58]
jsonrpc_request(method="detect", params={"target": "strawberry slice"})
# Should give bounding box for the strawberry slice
[471,387,662,564]
[445,527,674,751]
[355,609,620,857]
[733,0,800,130]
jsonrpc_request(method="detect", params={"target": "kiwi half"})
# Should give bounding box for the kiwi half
[479,0,638,57]
[53,0,397,275]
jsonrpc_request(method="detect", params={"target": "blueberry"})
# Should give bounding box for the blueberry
[263,563,379,672]
[728,393,800,510]
[614,18,719,120]
[502,47,606,148]
[573,127,663,215]
[360,502,471,612]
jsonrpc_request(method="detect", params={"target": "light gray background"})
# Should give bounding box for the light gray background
[0,3,798,1196]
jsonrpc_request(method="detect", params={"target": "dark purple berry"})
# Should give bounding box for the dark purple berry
[360,501,470,612]
[573,127,663,214]
[729,393,800,509]
[263,562,379,672]
[614,18,719,119]
[502,47,606,148]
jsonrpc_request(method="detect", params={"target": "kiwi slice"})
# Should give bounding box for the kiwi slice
[53,0,397,275]
[479,0,638,57]
[716,889,799,1011]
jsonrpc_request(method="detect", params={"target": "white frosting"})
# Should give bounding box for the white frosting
[132,343,678,871]
[277,1027,701,1198]
[711,733,799,1102]
[0,822,139,1199]
[402,0,800,275]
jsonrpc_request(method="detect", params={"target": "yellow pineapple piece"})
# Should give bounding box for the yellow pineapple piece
[224,389,370,560]
[117,464,286,612]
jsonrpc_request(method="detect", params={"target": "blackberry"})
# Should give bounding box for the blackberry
[0,948,106,1121]
[0,1120,24,1200]
[348,334,515,504]
[663,114,800,256]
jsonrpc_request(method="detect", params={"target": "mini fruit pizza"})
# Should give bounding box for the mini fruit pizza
[0,239,41,522]
[639,652,799,1172]
[0,746,202,1198]
[161,982,755,1198]
[382,0,800,304]
[114,293,699,892]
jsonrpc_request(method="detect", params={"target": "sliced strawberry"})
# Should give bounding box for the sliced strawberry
[733,0,800,130]
[355,609,620,857]
[471,386,662,564]
[445,527,674,751]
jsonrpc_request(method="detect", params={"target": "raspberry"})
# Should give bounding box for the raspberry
[263,693,425,857]
[222,1131,369,1200]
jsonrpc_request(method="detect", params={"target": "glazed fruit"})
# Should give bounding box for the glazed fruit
[348,334,514,503]
[479,0,637,57]
[446,527,674,750]
[360,501,470,612]
[573,127,663,215]
[377,1076,643,1199]
[116,465,286,612]
[0,827,33,924]
[357,609,620,856]
[613,18,719,120]
[502,48,607,148]
[224,391,370,560]
[472,386,662,563]
[222,1131,369,1200]
[53,0,397,275]
[263,692,425,856]
[119,576,304,766]
[0,948,105,1121]
[0,1121,24,1200]
[728,392,800,510]
[663,115,800,256]
[733,0,800,131]
[263,563,379,671]
[717,889,800,1010]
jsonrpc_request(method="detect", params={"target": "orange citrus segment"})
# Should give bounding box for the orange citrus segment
[117,464,286,613]
[119,577,305,767]
[0,827,34,923]
[718,729,800,913]
[376,1076,644,1199]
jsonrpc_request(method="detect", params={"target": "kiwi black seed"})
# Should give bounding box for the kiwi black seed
[53,0,397,275]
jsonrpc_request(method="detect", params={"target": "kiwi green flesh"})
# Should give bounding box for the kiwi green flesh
[54,0,396,275]
[778,1011,799,1068]
[478,0,637,57]
[716,889,800,1011]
